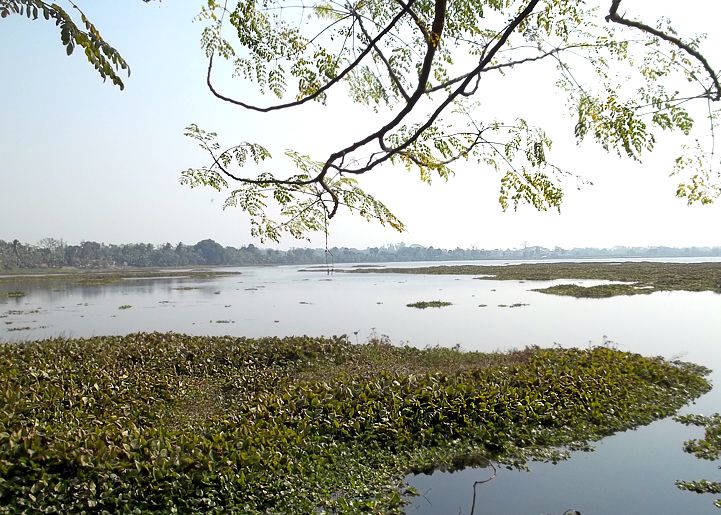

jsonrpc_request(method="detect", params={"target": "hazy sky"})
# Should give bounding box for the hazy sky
[1,1,720,250]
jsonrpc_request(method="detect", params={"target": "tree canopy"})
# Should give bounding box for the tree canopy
[5,0,720,242]
[187,0,721,241]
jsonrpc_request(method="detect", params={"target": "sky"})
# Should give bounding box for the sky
[1,0,720,251]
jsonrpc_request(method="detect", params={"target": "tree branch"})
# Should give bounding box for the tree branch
[605,0,720,101]
[352,8,410,102]
[205,0,417,113]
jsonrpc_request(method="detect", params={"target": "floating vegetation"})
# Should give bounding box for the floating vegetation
[118,305,132,310]
[352,262,721,298]
[0,333,710,513]
[407,300,453,309]
[478,304,488,308]
[532,283,642,298]
[6,291,25,298]
[299,301,312,305]
[213,320,234,324]
[7,326,32,332]
[674,413,721,508]
[508,303,530,308]
[4,309,39,317]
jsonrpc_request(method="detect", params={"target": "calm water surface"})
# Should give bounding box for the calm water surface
[1,259,719,514]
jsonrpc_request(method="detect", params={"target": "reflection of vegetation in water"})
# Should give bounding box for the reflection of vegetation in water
[675,413,721,508]
[351,262,721,298]
[6,291,26,298]
[407,300,453,309]
[0,333,710,513]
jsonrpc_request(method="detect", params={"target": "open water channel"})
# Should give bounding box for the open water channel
[1,259,719,514]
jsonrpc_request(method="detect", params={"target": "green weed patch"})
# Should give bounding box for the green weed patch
[0,333,711,513]
[406,300,453,309]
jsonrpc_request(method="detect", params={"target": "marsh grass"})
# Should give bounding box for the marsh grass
[352,262,721,298]
[0,332,711,513]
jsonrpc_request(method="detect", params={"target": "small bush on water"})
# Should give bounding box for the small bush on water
[0,333,711,513]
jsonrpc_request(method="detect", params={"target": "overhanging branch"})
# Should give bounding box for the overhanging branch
[606,0,720,101]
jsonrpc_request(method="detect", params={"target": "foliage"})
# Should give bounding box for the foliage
[184,0,721,241]
[351,261,721,298]
[406,300,453,309]
[0,0,154,89]
[181,125,403,242]
[0,332,711,513]
[674,413,721,508]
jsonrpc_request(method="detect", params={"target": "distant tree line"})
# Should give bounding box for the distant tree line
[1,238,720,270]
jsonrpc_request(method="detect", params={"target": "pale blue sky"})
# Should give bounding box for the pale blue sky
[1,1,720,250]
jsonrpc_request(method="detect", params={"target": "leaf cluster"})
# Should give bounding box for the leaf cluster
[1,0,136,89]
[182,124,404,242]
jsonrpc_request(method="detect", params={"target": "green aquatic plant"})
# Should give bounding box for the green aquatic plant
[675,413,721,508]
[5,291,25,298]
[407,300,453,309]
[532,284,647,298]
[0,333,710,513]
[118,304,132,310]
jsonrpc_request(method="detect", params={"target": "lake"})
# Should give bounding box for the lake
[1,259,720,514]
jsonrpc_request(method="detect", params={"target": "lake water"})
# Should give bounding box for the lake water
[1,259,720,514]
